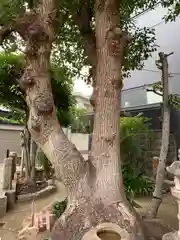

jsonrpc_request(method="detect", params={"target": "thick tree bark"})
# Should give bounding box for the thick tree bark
[53,0,144,238]
[14,0,90,203]
[89,0,144,236]
[147,52,170,218]
[0,0,144,239]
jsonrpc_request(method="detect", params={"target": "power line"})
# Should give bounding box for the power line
[138,19,165,32]
[149,20,165,28]
[142,68,180,76]
[131,2,161,21]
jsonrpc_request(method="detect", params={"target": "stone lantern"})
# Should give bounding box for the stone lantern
[163,161,180,240]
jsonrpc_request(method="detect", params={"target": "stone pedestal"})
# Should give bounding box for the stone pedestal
[0,194,7,217]
[2,157,13,190]
[9,152,17,180]
[164,161,180,240]
[47,177,55,186]
[5,190,16,210]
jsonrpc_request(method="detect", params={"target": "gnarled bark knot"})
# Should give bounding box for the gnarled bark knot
[82,223,130,240]
[106,28,132,58]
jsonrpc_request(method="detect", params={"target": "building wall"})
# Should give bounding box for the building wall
[0,125,89,162]
[122,5,180,108]
[0,124,23,162]
[0,123,176,175]
[75,95,93,113]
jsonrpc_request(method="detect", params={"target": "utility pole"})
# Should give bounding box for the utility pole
[147,52,173,218]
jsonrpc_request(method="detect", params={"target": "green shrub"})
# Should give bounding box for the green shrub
[52,198,68,218]
[120,116,154,174]
[36,150,52,178]
[123,164,154,207]
[120,117,155,206]
[123,165,154,197]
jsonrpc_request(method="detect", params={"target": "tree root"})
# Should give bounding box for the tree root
[145,198,162,219]
[51,199,144,240]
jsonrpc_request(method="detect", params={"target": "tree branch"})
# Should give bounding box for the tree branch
[0,26,13,44]
[11,0,90,199]
[146,89,163,97]
[74,0,96,68]
[73,0,97,109]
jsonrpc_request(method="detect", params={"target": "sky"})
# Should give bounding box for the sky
[73,66,93,98]
[73,79,92,97]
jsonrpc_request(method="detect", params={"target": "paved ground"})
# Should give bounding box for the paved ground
[0,180,178,239]
[136,194,178,230]
[0,182,67,240]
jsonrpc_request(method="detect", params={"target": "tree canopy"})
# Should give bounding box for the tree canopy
[0,1,178,125]
[0,1,160,78]
[0,1,178,82]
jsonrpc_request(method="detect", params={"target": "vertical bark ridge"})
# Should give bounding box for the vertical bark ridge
[91,0,126,204]
[14,0,91,202]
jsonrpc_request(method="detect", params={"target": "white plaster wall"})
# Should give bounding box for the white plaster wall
[122,5,180,106]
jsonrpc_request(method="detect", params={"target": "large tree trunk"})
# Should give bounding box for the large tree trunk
[3,0,144,239]
[147,52,170,218]
[54,0,143,239]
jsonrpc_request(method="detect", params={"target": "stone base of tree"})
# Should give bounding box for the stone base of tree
[17,185,56,203]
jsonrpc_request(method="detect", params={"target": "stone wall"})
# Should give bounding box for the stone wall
[137,131,176,177]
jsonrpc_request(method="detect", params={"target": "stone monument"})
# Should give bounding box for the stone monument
[9,152,17,180]
[2,157,13,190]
[20,131,25,177]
